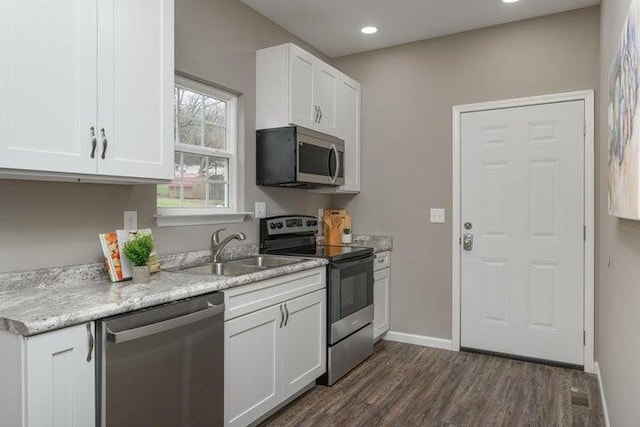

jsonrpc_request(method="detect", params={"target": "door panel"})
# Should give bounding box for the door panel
[314,64,339,136]
[289,46,316,129]
[373,268,390,339]
[26,324,95,427]
[461,101,584,365]
[97,0,173,180]
[0,0,97,174]
[283,290,326,399]
[338,75,361,191]
[225,305,282,427]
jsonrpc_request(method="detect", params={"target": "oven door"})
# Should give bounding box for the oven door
[297,131,345,186]
[328,254,374,345]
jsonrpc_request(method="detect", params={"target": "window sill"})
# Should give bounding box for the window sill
[155,211,253,227]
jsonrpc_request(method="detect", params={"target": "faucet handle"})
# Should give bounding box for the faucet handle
[212,228,227,245]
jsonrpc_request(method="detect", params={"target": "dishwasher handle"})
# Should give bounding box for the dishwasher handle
[106,303,224,344]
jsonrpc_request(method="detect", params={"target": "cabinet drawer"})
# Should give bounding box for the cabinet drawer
[224,267,326,321]
[374,251,391,271]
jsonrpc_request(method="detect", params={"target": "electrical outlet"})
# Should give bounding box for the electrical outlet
[430,208,445,224]
[255,202,267,219]
[124,211,138,231]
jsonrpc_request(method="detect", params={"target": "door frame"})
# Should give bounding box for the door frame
[451,90,595,373]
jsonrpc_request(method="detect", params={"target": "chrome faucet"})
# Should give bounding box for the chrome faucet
[211,228,247,263]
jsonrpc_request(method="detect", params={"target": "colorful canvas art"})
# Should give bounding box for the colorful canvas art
[609,0,640,219]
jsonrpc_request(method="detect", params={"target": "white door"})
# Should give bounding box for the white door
[26,323,95,427]
[0,0,98,175]
[373,268,390,339]
[338,75,361,192]
[460,101,585,365]
[282,290,326,399]
[225,304,282,427]
[314,63,339,136]
[97,0,174,180]
[289,45,317,130]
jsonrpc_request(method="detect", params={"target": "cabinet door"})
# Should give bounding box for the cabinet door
[0,0,98,175]
[225,304,283,427]
[373,268,391,339]
[96,0,174,180]
[338,74,361,192]
[26,323,95,427]
[282,290,326,399]
[289,45,318,130]
[314,63,339,136]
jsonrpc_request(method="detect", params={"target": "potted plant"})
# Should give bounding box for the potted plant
[123,234,155,284]
[342,227,353,244]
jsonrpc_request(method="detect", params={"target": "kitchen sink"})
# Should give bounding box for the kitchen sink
[169,255,305,276]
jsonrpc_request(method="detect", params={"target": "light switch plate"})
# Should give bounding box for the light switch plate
[255,202,267,219]
[430,208,445,224]
[124,211,138,231]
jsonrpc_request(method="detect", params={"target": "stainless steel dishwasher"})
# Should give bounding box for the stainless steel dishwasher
[96,292,224,427]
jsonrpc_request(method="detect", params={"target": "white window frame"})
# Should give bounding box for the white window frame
[156,76,249,227]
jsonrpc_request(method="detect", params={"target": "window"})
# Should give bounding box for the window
[157,76,242,225]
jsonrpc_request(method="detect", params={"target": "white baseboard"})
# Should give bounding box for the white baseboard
[594,362,611,427]
[383,331,454,351]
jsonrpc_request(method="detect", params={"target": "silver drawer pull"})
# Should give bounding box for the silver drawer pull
[86,323,94,362]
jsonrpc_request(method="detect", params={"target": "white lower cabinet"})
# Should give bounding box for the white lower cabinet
[224,268,326,427]
[0,323,96,427]
[373,252,392,340]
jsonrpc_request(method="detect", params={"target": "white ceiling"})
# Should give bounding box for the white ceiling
[240,0,600,58]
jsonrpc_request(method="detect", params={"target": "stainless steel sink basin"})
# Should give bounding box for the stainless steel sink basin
[169,255,305,276]
[231,255,303,268]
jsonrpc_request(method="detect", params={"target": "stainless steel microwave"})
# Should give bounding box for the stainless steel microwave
[256,126,345,188]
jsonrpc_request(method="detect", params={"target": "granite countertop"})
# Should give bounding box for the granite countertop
[318,235,393,253]
[0,246,328,337]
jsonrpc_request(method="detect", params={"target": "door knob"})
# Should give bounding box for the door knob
[463,233,474,251]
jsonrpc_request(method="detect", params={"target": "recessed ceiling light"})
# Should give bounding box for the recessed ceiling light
[502,0,519,3]
[361,26,378,35]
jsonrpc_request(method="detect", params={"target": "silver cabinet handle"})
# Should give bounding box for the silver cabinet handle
[86,323,94,362]
[284,303,290,327]
[329,144,340,183]
[463,233,474,251]
[279,304,285,328]
[318,106,322,123]
[100,128,108,159]
[90,127,97,159]
[314,105,319,123]
[106,303,224,343]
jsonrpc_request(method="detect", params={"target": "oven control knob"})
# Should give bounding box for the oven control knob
[307,221,313,226]
[277,222,283,229]
[270,223,276,230]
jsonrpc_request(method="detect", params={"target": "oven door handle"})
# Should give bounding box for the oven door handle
[106,303,225,344]
[331,254,375,270]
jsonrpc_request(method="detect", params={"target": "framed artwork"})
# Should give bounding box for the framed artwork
[609,0,640,219]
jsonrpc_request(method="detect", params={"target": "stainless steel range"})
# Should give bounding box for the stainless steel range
[260,215,374,385]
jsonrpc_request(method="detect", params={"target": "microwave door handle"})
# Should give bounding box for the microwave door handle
[329,144,340,183]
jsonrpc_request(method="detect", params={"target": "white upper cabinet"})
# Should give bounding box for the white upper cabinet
[0,0,98,175]
[96,0,174,180]
[313,62,339,136]
[0,0,174,182]
[257,43,341,138]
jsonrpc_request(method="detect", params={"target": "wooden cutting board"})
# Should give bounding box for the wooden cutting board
[323,210,351,245]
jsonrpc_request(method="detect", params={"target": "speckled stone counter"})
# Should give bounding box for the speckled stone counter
[0,245,327,337]
[318,235,393,253]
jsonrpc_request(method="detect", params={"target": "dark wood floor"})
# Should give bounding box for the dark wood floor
[261,341,604,427]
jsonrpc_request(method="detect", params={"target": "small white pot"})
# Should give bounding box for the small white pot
[342,233,353,244]
[132,265,151,284]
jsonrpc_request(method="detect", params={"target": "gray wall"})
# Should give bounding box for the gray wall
[598,0,640,424]
[0,0,330,273]
[332,7,600,340]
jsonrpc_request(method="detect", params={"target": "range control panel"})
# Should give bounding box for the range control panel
[263,215,319,236]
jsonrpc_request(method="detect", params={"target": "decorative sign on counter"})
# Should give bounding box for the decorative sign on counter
[98,229,160,282]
